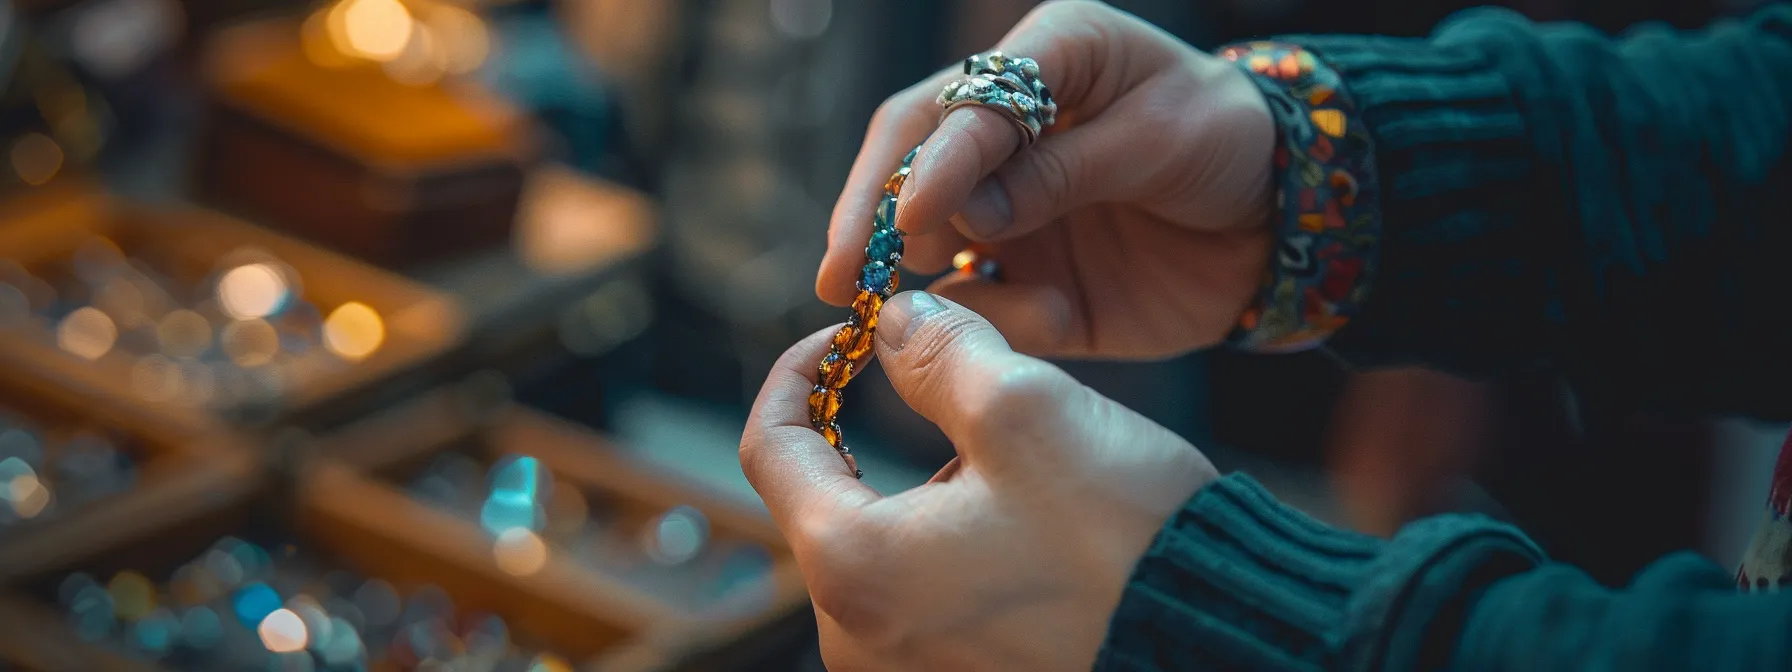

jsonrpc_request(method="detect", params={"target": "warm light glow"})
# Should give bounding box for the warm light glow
[527,654,574,672]
[9,474,49,518]
[221,319,280,367]
[493,528,549,577]
[58,307,118,360]
[383,18,446,86]
[217,263,287,320]
[333,0,415,61]
[952,249,977,271]
[156,309,213,359]
[425,3,489,74]
[302,7,354,68]
[109,571,157,621]
[93,277,148,328]
[323,302,384,360]
[257,608,310,652]
[131,355,183,402]
[12,133,64,186]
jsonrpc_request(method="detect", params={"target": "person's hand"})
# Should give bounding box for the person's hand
[740,291,1219,670]
[818,0,1276,360]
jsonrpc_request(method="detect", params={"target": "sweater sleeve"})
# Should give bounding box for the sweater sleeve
[1451,552,1792,671]
[1294,6,1792,417]
[1094,473,1546,672]
[1096,476,1792,672]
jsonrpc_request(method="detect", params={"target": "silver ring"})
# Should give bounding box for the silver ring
[936,51,1057,148]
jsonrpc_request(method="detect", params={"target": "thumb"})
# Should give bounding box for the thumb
[874,291,1080,455]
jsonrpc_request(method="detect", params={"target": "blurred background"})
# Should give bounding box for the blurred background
[0,0,1780,670]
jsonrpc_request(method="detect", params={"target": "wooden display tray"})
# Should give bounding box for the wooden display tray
[0,455,674,671]
[195,17,537,268]
[0,182,466,429]
[316,388,811,668]
[0,354,257,583]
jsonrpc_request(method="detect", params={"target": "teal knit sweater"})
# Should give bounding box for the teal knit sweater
[1100,6,1792,671]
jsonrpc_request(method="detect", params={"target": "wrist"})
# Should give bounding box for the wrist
[1217,41,1383,354]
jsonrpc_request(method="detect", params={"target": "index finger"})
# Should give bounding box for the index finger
[739,325,882,533]
[816,2,1130,306]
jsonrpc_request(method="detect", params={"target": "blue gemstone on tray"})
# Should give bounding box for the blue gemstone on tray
[866,229,903,264]
[232,582,281,627]
[860,262,893,294]
[874,196,898,232]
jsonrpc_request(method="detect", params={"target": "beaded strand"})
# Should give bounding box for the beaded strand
[809,145,919,478]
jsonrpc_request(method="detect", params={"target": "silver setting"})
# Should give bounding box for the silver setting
[937,50,1058,148]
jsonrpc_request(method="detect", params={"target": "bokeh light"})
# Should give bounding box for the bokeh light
[108,571,157,621]
[217,263,288,320]
[323,302,384,360]
[9,473,50,518]
[156,309,213,359]
[644,505,709,566]
[221,319,280,367]
[258,607,310,652]
[12,133,64,186]
[58,306,118,360]
[493,527,548,576]
[333,0,415,61]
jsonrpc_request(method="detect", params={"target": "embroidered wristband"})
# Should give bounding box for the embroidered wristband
[1218,42,1381,353]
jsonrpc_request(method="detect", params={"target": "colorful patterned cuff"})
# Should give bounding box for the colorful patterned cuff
[1218,42,1381,354]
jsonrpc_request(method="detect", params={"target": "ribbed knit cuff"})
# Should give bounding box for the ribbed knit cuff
[1275,30,1548,377]
[1094,473,1545,672]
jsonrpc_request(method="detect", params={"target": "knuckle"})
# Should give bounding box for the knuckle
[972,359,1073,438]
[798,515,902,643]
[1016,145,1076,215]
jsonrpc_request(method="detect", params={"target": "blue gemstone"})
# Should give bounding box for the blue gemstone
[875,197,897,231]
[867,229,903,264]
[860,262,892,293]
[903,145,920,165]
[232,582,281,627]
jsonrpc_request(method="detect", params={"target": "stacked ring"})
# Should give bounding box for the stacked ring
[937,51,1057,147]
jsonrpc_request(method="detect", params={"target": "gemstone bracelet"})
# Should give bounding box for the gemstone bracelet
[807,146,919,478]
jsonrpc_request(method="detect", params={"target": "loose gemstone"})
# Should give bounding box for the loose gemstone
[875,196,897,231]
[866,229,903,265]
[860,262,893,295]
[819,352,853,389]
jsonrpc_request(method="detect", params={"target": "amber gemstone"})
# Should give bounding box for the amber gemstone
[843,314,878,361]
[884,166,910,196]
[819,352,854,389]
[829,323,861,353]
[808,386,842,424]
[851,290,883,320]
[820,422,842,447]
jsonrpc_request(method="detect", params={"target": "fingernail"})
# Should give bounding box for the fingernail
[878,291,945,352]
[959,179,1012,239]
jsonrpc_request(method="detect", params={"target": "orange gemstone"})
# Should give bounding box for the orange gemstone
[884,166,909,196]
[808,386,842,424]
[851,290,883,321]
[819,422,842,447]
[844,314,878,361]
[819,353,854,389]
[830,323,861,354]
